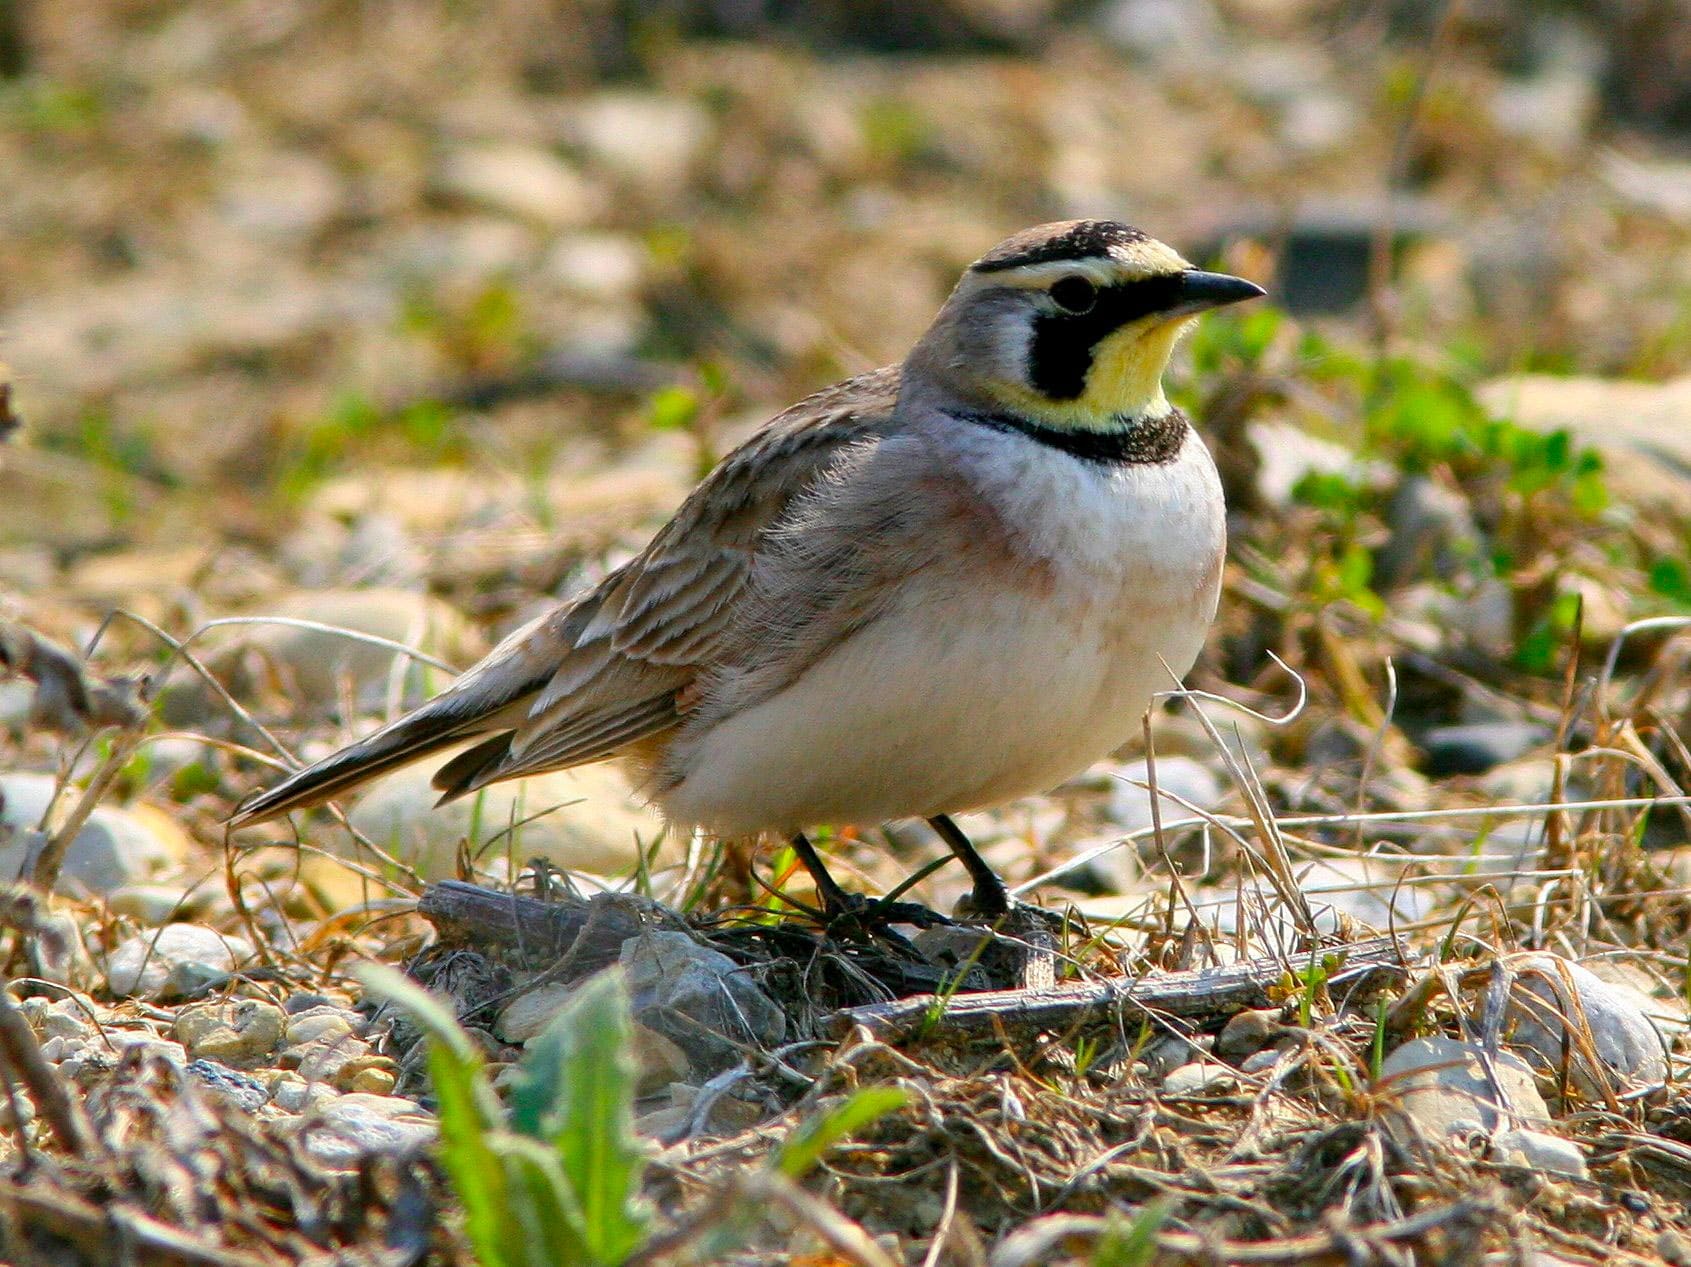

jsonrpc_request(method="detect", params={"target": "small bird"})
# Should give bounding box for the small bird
[232,221,1263,918]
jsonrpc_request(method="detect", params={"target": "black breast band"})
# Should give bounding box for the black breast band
[947,407,1188,466]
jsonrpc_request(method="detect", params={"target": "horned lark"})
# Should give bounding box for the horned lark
[232,220,1264,917]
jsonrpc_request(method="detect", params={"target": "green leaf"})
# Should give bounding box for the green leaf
[498,1134,592,1267]
[646,385,701,432]
[1091,1199,1172,1267]
[507,969,652,1265]
[1650,556,1691,608]
[775,1085,907,1180]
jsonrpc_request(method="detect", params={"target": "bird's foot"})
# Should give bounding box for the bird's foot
[817,891,959,940]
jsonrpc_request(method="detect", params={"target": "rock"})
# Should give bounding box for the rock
[217,149,344,242]
[281,513,426,591]
[630,1023,693,1096]
[297,1037,375,1084]
[545,232,646,302]
[348,759,669,882]
[300,1093,436,1167]
[0,773,192,895]
[1489,71,1596,156]
[1095,0,1222,61]
[1238,1049,1282,1075]
[106,884,208,925]
[620,932,786,1074]
[1067,756,1223,892]
[1476,373,1691,506]
[270,1075,333,1115]
[1277,91,1361,154]
[1492,1127,1589,1180]
[174,999,285,1068]
[434,142,601,227]
[1295,856,1435,931]
[295,855,377,916]
[175,1001,287,1069]
[188,1060,270,1113]
[31,1002,92,1042]
[1161,1061,1239,1096]
[911,924,996,982]
[1376,476,1482,589]
[106,925,255,999]
[1217,1009,1283,1059]
[235,588,482,712]
[346,1064,398,1096]
[24,909,91,987]
[566,93,708,192]
[284,1009,358,1047]
[496,981,574,1045]
[1377,1036,1550,1150]
[330,1052,400,1094]
[1419,577,1515,658]
[1659,1229,1691,1267]
[1247,420,1389,508]
[1222,198,1446,316]
[1476,758,1561,807]
[1103,756,1223,832]
[1506,953,1670,1093]
[1603,151,1691,226]
[1420,722,1550,777]
[106,1031,190,1067]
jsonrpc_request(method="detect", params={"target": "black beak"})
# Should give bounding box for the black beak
[1171,270,1266,315]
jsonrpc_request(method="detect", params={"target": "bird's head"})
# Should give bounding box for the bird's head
[911,220,1265,431]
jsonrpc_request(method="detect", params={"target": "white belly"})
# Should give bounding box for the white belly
[659,433,1225,835]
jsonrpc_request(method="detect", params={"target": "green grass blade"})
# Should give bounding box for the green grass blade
[775,1086,907,1180]
[1091,1199,1171,1267]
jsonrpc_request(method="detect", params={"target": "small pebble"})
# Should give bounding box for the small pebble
[285,1011,357,1046]
[1162,1061,1239,1096]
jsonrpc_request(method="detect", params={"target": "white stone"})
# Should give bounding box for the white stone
[234,588,481,711]
[497,981,574,1045]
[1477,372,1691,506]
[284,1011,357,1047]
[348,758,670,882]
[567,94,707,191]
[1248,420,1390,508]
[1161,1061,1239,1096]
[1492,1127,1589,1180]
[1506,953,1671,1093]
[435,143,601,227]
[545,232,646,301]
[1104,756,1223,833]
[105,924,255,998]
[1377,1036,1549,1149]
[300,1093,436,1167]
[106,884,205,925]
[0,773,191,895]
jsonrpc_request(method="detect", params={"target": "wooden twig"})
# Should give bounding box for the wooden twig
[417,879,690,965]
[0,620,146,736]
[828,935,1411,1041]
[0,970,94,1156]
[0,1179,267,1267]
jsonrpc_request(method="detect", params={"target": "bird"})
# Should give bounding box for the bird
[231,220,1264,920]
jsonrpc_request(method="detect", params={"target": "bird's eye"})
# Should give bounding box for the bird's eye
[1050,275,1098,314]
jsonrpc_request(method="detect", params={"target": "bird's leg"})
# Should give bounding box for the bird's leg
[927,814,1012,917]
[786,832,858,919]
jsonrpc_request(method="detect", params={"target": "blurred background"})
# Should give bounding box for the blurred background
[2,0,1690,897]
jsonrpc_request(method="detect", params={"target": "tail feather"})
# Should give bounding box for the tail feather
[430,731,515,804]
[229,708,489,828]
